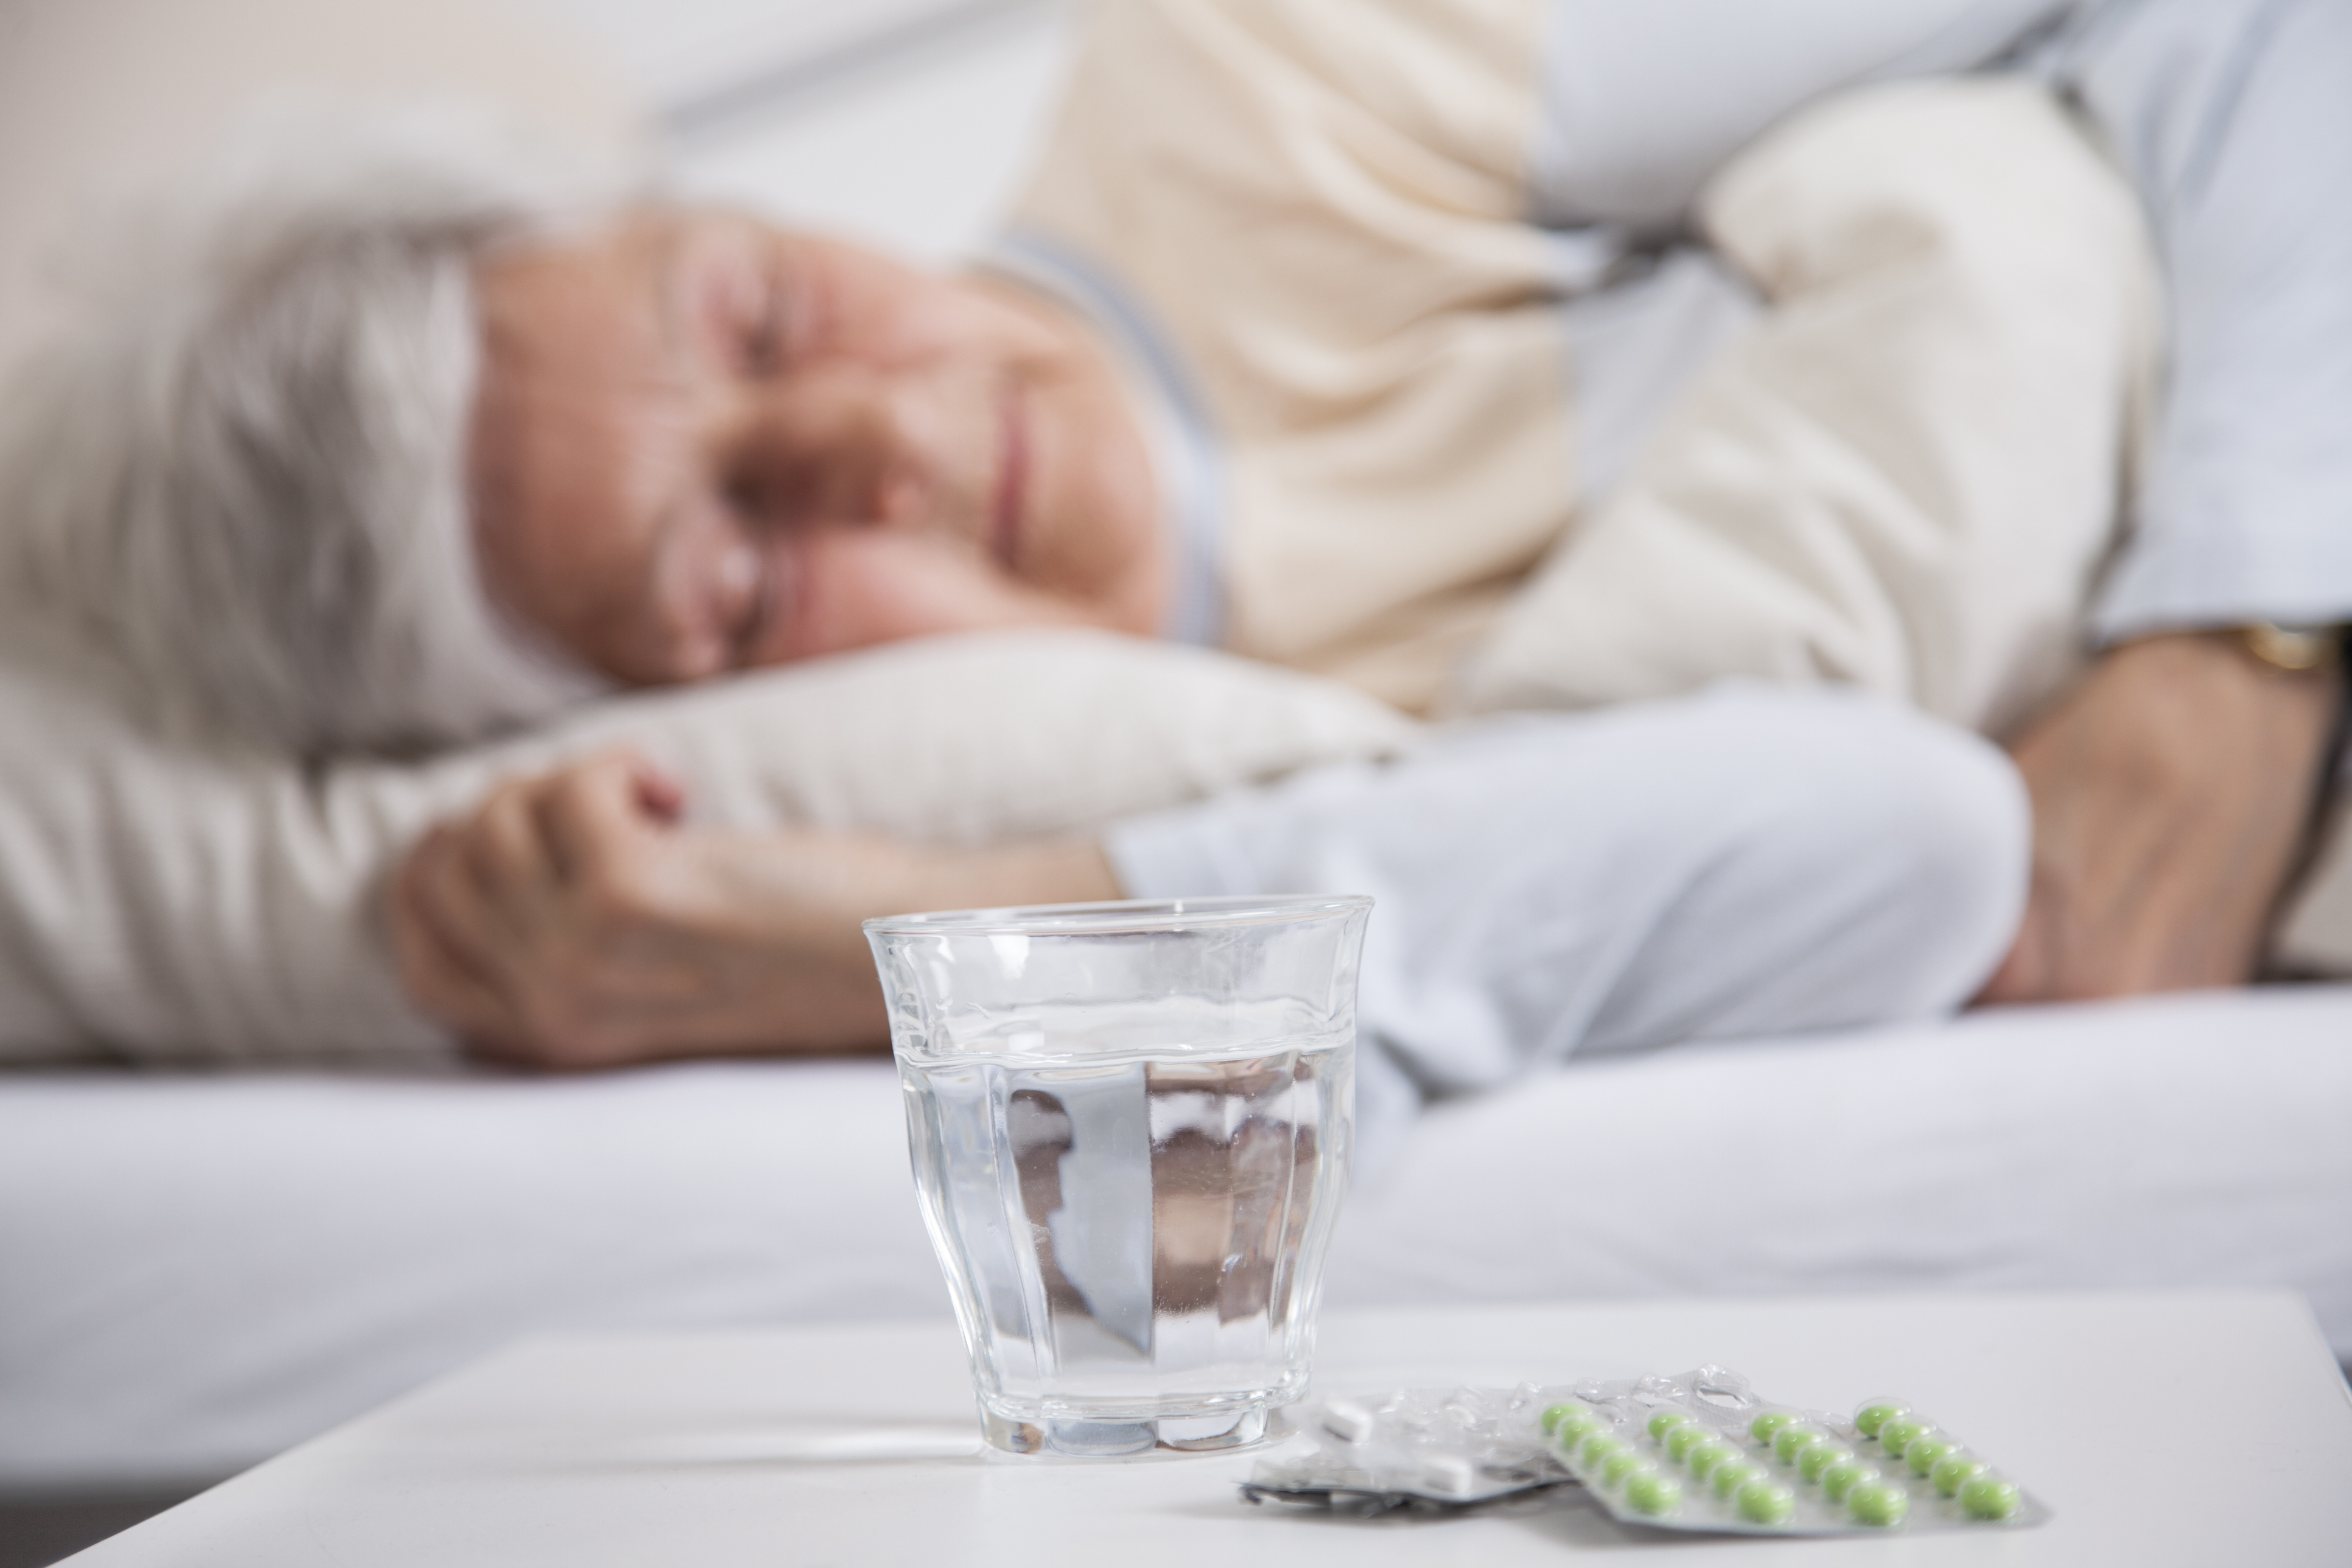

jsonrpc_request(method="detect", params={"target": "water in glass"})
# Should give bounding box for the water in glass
[900,1001,1352,1456]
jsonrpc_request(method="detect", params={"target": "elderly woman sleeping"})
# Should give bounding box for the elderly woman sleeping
[8,0,2348,1100]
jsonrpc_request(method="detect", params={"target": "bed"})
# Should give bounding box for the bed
[4,985,2348,1492]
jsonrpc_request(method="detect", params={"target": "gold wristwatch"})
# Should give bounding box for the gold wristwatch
[2235,622,2342,674]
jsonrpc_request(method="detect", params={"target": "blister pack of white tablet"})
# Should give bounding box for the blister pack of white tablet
[1244,1366,2050,1536]
[1242,1386,1566,1514]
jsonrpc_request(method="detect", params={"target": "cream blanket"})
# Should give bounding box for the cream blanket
[1011,0,2157,734]
[1460,79,2158,737]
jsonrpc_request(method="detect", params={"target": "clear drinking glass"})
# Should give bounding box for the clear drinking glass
[865,895,1371,1458]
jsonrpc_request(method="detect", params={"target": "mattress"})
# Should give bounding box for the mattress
[4,986,2347,1491]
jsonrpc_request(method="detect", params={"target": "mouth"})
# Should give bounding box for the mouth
[991,383,1029,571]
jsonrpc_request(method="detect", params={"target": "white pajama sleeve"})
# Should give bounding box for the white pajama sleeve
[1102,685,2027,1132]
[2056,0,2352,634]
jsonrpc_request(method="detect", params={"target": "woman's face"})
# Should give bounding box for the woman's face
[467,209,1164,685]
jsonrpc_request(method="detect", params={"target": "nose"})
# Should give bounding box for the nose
[719,349,1009,544]
[710,355,997,545]
[715,361,885,528]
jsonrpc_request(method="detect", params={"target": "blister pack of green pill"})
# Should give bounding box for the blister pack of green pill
[1241,1367,2047,1536]
[1542,1366,2048,1536]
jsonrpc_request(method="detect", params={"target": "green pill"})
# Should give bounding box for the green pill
[1601,1448,1650,1488]
[1625,1471,1683,1517]
[1736,1478,1796,1525]
[1853,1400,1909,1440]
[1961,1474,2022,1521]
[1906,1434,1960,1477]
[1711,1460,1764,1500]
[1541,1402,1577,1435]
[1820,1458,1877,1503]
[1647,1409,1693,1443]
[1556,1410,1607,1450]
[1687,1439,1737,1480]
[1580,1432,1628,1469]
[1798,1442,1855,1484]
[1876,1416,1932,1456]
[1933,1451,1990,1498]
[1848,1480,1911,1527]
[1665,1423,1712,1463]
[1749,1410,1800,1447]
[1772,1424,1826,1465]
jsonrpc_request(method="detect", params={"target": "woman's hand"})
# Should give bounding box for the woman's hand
[1980,632,2342,1001]
[389,751,888,1067]
[387,750,1121,1069]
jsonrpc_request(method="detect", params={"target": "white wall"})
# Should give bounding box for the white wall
[511,0,1073,263]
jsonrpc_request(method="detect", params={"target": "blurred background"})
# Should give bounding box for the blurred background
[0,0,1076,380]
[522,0,1072,259]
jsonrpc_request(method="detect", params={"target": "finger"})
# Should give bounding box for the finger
[397,842,634,1066]
[631,756,688,824]
[393,910,518,1045]
[388,839,527,1041]
[462,777,563,937]
[536,752,665,891]
[404,824,528,992]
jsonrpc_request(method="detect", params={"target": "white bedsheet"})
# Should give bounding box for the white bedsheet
[3,986,2347,1490]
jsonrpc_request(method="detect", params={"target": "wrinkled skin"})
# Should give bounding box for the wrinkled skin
[390,751,1116,1066]
[467,208,1166,685]
[1982,631,2342,1001]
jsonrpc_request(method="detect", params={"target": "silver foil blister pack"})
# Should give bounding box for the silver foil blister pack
[1244,1365,2049,1536]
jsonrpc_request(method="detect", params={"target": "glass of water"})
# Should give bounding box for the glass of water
[865,895,1371,1458]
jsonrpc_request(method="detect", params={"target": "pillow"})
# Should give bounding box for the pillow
[0,625,1416,1065]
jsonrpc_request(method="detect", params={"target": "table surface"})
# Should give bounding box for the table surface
[68,1291,2352,1567]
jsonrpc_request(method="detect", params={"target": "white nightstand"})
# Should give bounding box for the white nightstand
[63,1292,2352,1566]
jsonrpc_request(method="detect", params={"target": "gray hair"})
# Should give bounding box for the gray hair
[1,103,634,754]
